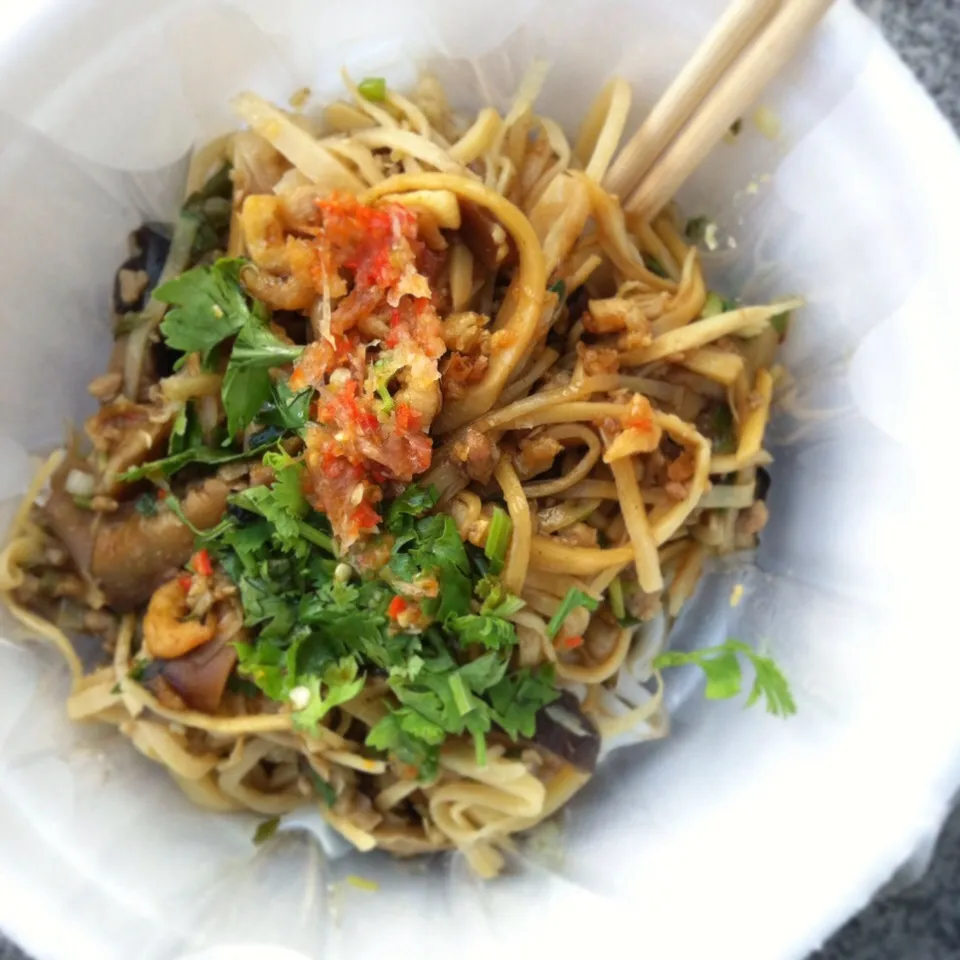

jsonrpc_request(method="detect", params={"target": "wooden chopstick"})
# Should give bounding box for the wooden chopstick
[604,0,782,200]
[624,0,836,220]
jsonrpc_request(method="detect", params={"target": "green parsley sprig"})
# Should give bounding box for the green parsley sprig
[654,640,796,718]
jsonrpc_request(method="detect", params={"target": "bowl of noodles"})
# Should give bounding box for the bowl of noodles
[0,1,958,959]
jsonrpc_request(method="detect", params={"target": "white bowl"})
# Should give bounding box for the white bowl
[1,1,959,958]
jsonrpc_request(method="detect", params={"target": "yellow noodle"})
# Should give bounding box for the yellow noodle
[363,172,547,432]
[231,92,364,193]
[497,399,630,430]
[667,541,706,617]
[556,624,632,684]
[498,348,560,408]
[575,79,632,182]
[478,374,620,432]
[526,117,573,208]
[631,217,681,280]
[0,69,798,880]
[574,172,676,292]
[648,414,711,545]
[680,347,746,385]
[494,460,532,596]
[530,537,635,575]
[323,101,376,133]
[610,459,663,593]
[622,300,804,365]
[649,248,707,336]
[321,137,386,185]
[521,424,602,498]
[449,108,503,164]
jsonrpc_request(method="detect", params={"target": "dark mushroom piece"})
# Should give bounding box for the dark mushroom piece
[112,224,172,315]
[141,634,238,714]
[755,466,771,502]
[44,461,230,612]
[90,479,230,611]
[531,691,601,773]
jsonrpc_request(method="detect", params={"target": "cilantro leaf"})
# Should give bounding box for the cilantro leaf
[117,443,259,483]
[385,484,439,534]
[487,666,560,740]
[182,162,233,258]
[367,711,440,779]
[475,575,525,617]
[304,765,337,806]
[256,380,313,432]
[253,816,280,845]
[393,514,472,620]
[291,657,366,730]
[156,258,249,360]
[155,257,304,438]
[457,652,509,692]
[545,587,600,640]
[222,322,303,437]
[229,450,310,549]
[484,507,512,573]
[654,639,797,717]
[449,614,517,651]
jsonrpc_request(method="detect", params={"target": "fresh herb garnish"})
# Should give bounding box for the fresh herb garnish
[182,162,233,258]
[483,507,512,574]
[654,639,796,717]
[449,613,517,651]
[117,443,264,484]
[711,403,736,455]
[128,660,148,682]
[304,765,337,806]
[770,311,790,336]
[156,258,251,361]
[222,320,304,436]
[255,380,313,432]
[608,575,626,621]
[645,256,670,279]
[385,484,439,534]
[701,291,738,318]
[546,587,600,640]
[358,77,387,102]
[548,279,566,301]
[475,575,525,617]
[154,258,304,437]
[198,466,554,777]
[253,816,281,845]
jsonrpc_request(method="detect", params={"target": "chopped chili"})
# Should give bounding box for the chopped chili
[190,548,213,577]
